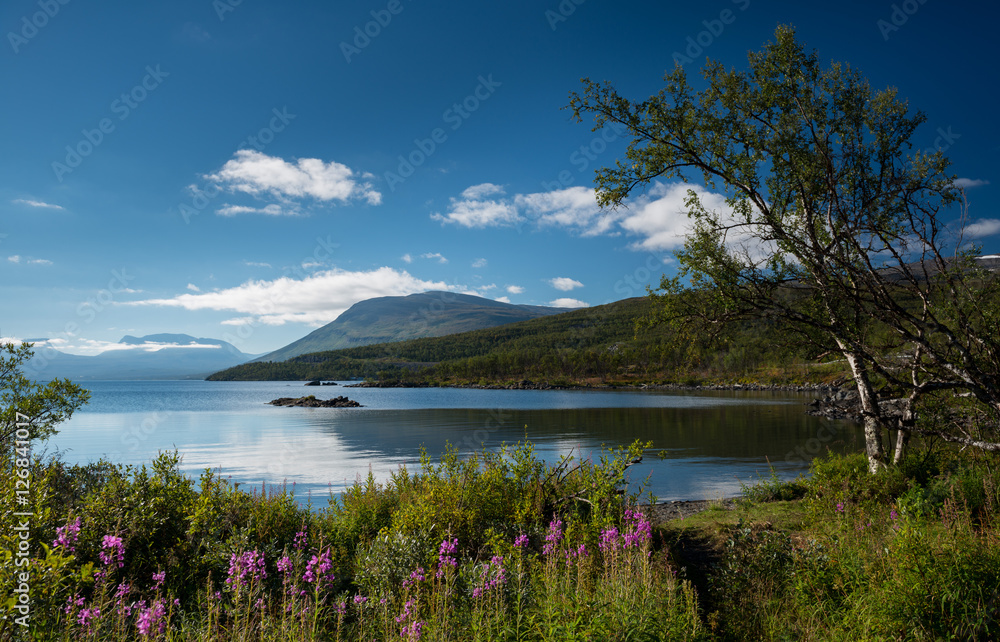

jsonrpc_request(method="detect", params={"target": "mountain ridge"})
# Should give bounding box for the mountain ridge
[254,291,570,362]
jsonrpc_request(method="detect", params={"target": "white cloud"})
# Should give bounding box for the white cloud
[461,183,505,199]
[13,199,65,210]
[204,150,381,214]
[516,186,617,236]
[186,283,201,292]
[953,178,990,189]
[7,255,51,265]
[28,337,224,356]
[401,253,413,263]
[965,218,1000,238]
[216,204,293,217]
[472,258,487,269]
[126,267,458,326]
[550,298,588,308]
[548,277,583,291]
[420,252,448,264]
[495,296,511,303]
[506,285,524,294]
[431,200,521,228]
[616,182,723,251]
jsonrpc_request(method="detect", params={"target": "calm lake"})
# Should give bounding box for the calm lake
[51,381,863,507]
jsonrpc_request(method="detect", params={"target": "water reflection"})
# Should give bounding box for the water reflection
[53,383,863,506]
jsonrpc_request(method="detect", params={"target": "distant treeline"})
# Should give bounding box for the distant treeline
[208,297,841,385]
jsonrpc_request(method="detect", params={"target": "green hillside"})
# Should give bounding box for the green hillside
[208,297,841,385]
[253,291,567,362]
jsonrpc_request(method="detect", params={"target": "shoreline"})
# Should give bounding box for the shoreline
[345,380,844,393]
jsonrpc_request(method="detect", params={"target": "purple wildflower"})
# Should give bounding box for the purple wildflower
[436,538,458,578]
[293,530,308,550]
[514,533,530,549]
[353,595,368,606]
[99,535,125,569]
[53,517,81,553]
[152,571,166,591]
[303,549,334,585]
[623,508,652,548]
[835,502,845,513]
[403,566,426,588]
[276,555,293,575]
[136,599,167,637]
[542,517,563,555]
[78,607,100,629]
[599,526,620,553]
[226,550,267,590]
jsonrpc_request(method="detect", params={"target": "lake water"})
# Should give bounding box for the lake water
[51,381,863,507]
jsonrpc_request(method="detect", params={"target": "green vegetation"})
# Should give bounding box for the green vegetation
[209,297,847,387]
[660,448,1000,640]
[570,24,1000,471]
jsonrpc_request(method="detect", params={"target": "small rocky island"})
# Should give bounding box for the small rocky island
[269,395,362,408]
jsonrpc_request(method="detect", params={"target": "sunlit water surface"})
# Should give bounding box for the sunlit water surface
[52,381,862,507]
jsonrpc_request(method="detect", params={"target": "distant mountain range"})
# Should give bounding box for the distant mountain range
[253,291,570,362]
[26,333,260,380]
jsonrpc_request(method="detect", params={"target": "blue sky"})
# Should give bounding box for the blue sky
[2,0,997,356]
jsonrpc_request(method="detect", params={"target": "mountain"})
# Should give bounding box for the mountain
[254,291,570,362]
[208,297,674,383]
[27,334,260,381]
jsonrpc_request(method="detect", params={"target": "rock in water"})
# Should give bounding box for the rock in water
[269,395,362,408]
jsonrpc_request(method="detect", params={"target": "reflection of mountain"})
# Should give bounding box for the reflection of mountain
[255,291,568,362]
[26,334,260,380]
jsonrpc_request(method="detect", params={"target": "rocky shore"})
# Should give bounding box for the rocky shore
[269,395,362,408]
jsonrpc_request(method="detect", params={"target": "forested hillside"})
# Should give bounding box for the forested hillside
[208,297,841,385]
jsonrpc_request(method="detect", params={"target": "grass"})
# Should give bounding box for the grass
[4,438,999,640]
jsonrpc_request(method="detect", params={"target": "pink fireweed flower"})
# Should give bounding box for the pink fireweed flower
[136,599,167,637]
[64,594,85,615]
[599,526,620,553]
[100,535,125,569]
[542,517,563,555]
[78,607,100,629]
[293,530,308,550]
[403,566,425,588]
[436,538,458,578]
[623,508,652,548]
[395,598,416,623]
[226,550,267,590]
[53,517,81,553]
[152,571,166,591]
[303,549,334,585]
[514,533,529,549]
[835,502,845,513]
[353,595,368,606]
[276,555,293,575]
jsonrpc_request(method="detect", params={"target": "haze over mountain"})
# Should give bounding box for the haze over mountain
[26,334,260,381]
[255,291,571,363]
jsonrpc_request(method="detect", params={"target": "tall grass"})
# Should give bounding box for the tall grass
[1,441,707,641]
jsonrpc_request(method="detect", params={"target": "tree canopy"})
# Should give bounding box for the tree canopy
[569,25,1000,472]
